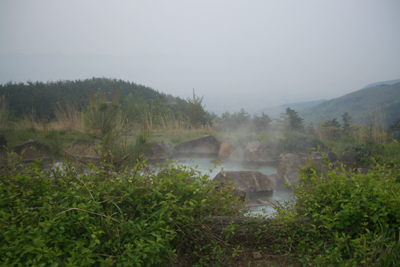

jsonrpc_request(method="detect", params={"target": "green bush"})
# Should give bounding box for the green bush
[280,132,326,153]
[0,157,244,266]
[273,162,400,266]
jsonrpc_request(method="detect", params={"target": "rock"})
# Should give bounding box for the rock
[213,171,274,201]
[142,141,174,161]
[12,139,53,160]
[276,153,326,189]
[174,135,220,156]
[229,146,244,161]
[229,142,280,164]
[268,173,278,189]
[66,139,100,158]
[218,140,235,161]
[276,153,307,189]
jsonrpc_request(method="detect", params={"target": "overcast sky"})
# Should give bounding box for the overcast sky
[1,0,400,113]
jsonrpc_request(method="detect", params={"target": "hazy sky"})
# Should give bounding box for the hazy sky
[1,0,400,113]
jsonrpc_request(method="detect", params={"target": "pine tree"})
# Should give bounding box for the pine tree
[341,112,353,136]
[186,89,206,128]
[282,107,304,132]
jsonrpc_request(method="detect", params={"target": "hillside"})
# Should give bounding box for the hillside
[299,81,400,127]
[256,99,327,118]
[0,77,187,119]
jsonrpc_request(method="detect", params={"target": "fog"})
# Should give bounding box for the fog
[1,0,400,114]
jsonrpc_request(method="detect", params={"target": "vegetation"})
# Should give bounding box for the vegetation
[0,78,187,121]
[270,160,400,266]
[186,89,208,128]
[1,77,400,266]
[0,156,245,266]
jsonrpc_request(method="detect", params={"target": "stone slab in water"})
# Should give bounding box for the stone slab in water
[213,171,274,201]
[174,135,220,155]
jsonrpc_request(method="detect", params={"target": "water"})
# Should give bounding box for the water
[168,156,294,217]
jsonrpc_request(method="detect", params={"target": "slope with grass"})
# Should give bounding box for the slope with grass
[299,81,400,127]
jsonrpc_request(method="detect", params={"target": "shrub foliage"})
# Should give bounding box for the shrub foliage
[0,156,244,266]
[273,161,400,266]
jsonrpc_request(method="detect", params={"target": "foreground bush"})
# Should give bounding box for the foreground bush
[0,156,244,266]
[273,161,400,266]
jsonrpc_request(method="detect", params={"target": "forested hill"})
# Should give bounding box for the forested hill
[299,81,400,127]
[0,78,187,118]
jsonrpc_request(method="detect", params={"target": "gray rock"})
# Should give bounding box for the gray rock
[218,140,235,161]
[276,153,307,189]
[276,153,327,189]
[12,139,53,160]
[143,141,174,161]
[213,171,274,201]
[174,135,220,155]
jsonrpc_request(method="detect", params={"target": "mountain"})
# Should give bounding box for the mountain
[256,99,327,119]
[299,81,400,127]
[363,78,400,89]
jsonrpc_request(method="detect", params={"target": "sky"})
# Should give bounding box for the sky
[1,0,400,114]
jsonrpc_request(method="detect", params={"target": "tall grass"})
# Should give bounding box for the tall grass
[52,101,84,132]
[353,110,387,144]
[158,113,186,131]
[0,95,9,130]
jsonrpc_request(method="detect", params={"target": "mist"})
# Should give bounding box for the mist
[1,0,400,114]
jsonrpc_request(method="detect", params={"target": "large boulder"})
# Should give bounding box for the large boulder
[12,139,53,160]
[218,140,235,161]
[276,153,326,189]
[276,153,306,189]
[142,141,174,161]
[174,135,220,156]
[229,141,280,164]
[213,171,274,201]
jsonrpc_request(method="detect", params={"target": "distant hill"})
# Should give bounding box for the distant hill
[363,78,400,89]
[299,81,400,127]
[256,99,327,118]
[0,77,187,119]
